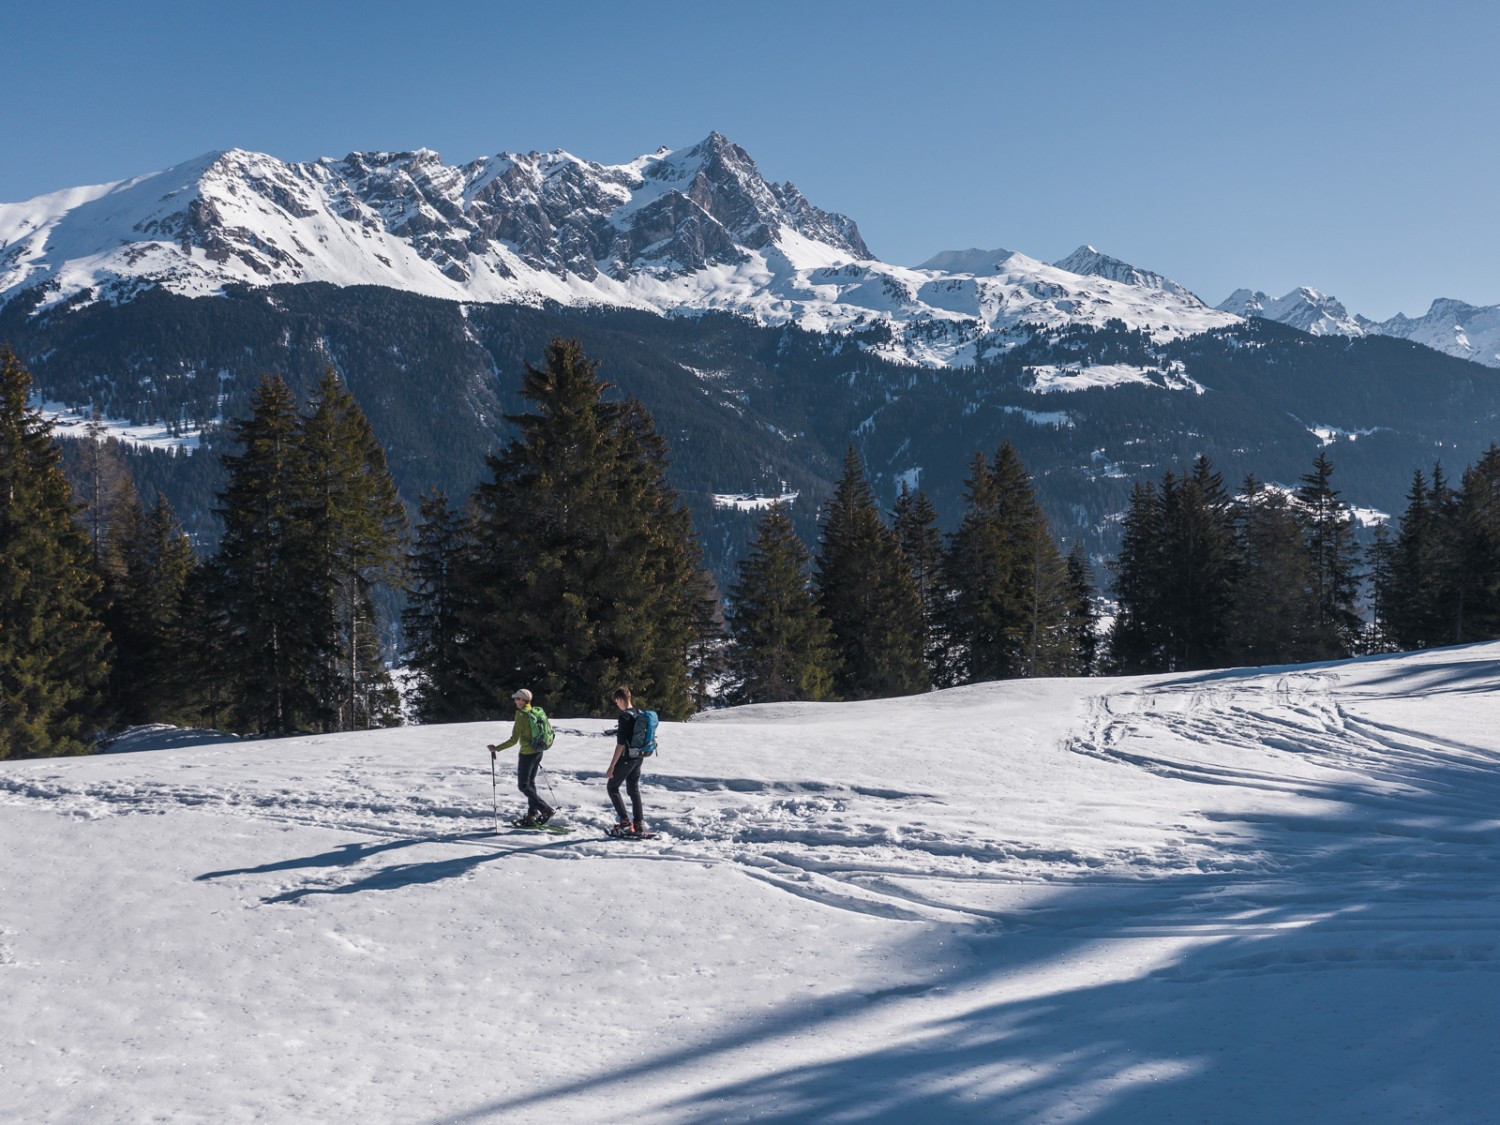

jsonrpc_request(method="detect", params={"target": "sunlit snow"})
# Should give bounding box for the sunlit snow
[5,644,1500,1120]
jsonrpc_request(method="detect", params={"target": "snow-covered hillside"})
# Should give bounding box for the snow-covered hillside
[0,135,1239,368]
[5,645,1500,1121]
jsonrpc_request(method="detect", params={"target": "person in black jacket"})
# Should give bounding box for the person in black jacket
[605,685,646,837]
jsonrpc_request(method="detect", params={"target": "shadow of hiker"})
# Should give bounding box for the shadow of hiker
[197,832,589,903]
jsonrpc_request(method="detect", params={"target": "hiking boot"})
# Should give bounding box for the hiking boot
[632,819,645,837]
[515,814,541,828]
[536,807,555,826]
[608,819,635,838]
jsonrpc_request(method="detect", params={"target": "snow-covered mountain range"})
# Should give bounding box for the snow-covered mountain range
[0,134,1241,368]
[7,131,1495,369]
[1218,287,1500,367]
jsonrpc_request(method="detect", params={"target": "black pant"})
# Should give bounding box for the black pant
[517,752,550,817]
[608,754,643,823]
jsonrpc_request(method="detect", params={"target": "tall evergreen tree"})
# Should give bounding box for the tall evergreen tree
[1385,466,1463,649]
[1110,458,1237,673]
[106,493,198,726]
[403,490,482,723]
[1063,543,1099,675]
[814,448,928,699]
[213,374,326,734]
[1226,476,1320,666]
[299,370,408,729]
[725,501,834,704]
[942,443,1073,683]
[1108,480,1170,673]
[1295,451,1362,658]
[1164,457,1238,670]
[1365,522,1399,653]
[464,339,716,720]
[0,347,109,756]
[74,419,135,580]
[1457,445,1500,641]
[893,482,946,676]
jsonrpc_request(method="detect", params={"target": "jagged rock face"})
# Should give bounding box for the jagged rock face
[1216,286,1369,339]
[1377,298,1500,366]
[1053,245,1199,300]
[0,133,871,306]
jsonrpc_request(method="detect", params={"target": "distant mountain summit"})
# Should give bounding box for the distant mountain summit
[1052,245,1201,300]
[1376,298,1500,367]
[1218,285,1500,367]
[1217,287,1370,338]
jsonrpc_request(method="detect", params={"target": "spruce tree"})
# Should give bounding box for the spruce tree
[1063,543,1099,675]
[1386,466,1462,649]
[1160,458,1237,670]
[107,493,198,726]
[942,443,1072,682]
[1365,523,1399,653]
[0,347,109,756]
[464,339,716,720]
[941,452,1008,684]
[1295,451,1362,658]
[1108,480,1169,673]
[1226,476,1320,666]
[1111,458,1237,673]
[74,419,135,579]
[403,490,482,723]
[725,501,834,704]
[814,448,928,699]
[893,482,947,681]
[299,370,408,729]
[1457,445,1500,641]
[213,374,325,734]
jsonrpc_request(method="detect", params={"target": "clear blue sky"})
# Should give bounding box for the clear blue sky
[5,0,1496,320]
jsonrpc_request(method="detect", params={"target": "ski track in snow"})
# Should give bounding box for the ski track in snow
[6,656,1500,972]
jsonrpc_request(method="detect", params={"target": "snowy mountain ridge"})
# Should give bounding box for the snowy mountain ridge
[1217,285,1500,367]
[0,135,1239,369]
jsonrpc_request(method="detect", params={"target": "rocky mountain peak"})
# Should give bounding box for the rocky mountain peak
[1053,245,1199,300]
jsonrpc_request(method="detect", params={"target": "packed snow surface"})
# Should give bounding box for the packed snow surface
[6,644,1500,1121]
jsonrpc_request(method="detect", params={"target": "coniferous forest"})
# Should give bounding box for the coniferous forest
[8,338,1500,758]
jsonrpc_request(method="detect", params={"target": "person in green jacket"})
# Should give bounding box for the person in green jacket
[487,688,554,827]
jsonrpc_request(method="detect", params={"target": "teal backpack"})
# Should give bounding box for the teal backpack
[627,709,659,757]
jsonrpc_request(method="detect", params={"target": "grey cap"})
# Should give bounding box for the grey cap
[512,688,533,703]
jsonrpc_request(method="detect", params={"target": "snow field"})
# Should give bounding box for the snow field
[4,646,1500,1121]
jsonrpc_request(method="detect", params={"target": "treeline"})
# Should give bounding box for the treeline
[9,337,1500,758]
[719,444,1096,704]
[3,345,411,755]
[1109,447,1500,672]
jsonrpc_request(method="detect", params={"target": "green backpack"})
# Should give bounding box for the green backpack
[525,707,555,752]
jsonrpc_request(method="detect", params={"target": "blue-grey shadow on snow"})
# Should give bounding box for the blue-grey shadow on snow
[432,687,1500,1123]
[197,831,586,903]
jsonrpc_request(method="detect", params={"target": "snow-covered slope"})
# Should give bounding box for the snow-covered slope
[0,135,1240,368]
[6,644,1500,1121]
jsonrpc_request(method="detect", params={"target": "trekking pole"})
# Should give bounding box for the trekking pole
[540,763,559,812]
[489,749,500,834]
